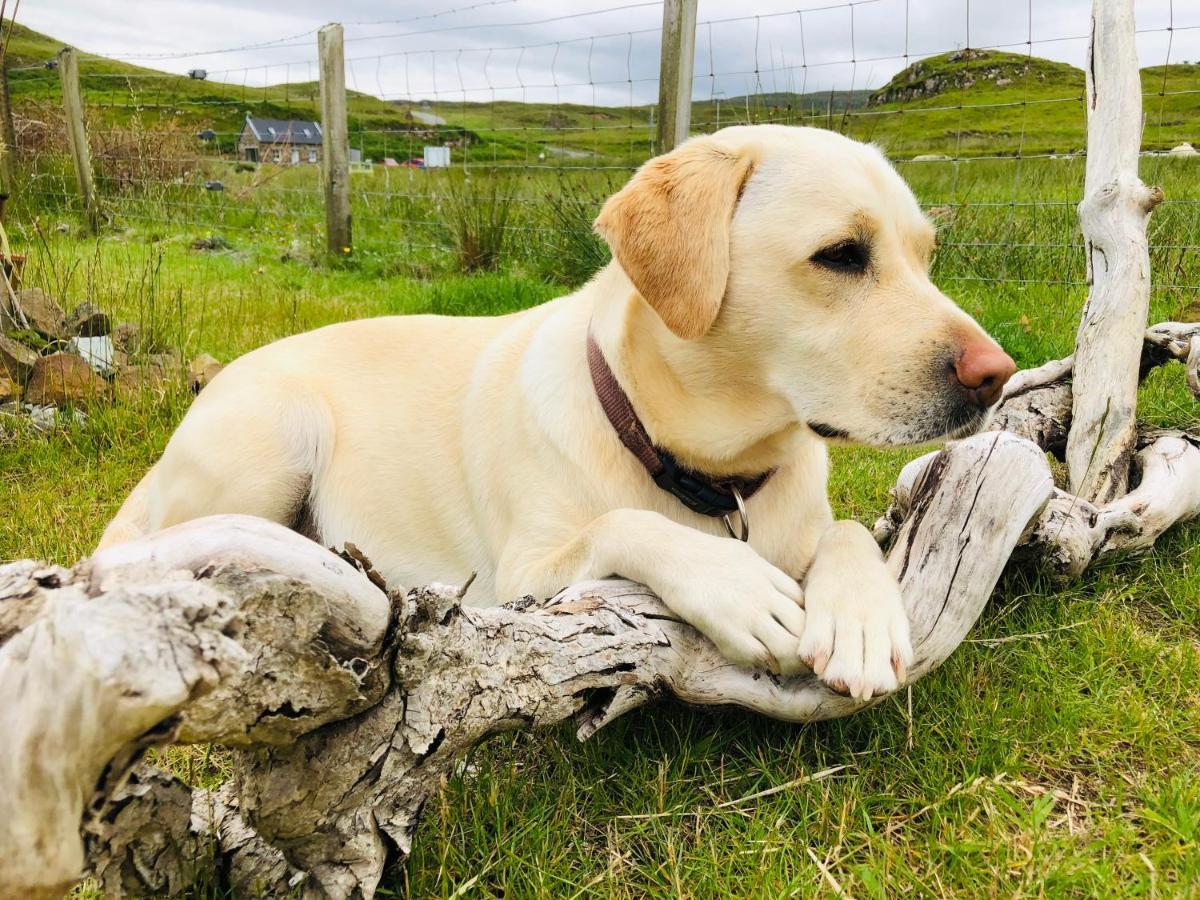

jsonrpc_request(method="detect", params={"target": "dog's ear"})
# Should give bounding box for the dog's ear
[594,138,758,340]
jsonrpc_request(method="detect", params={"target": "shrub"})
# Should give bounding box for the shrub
[437,169,518,273]
[534,172,614,287]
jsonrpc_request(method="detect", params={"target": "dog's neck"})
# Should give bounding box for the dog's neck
[589,267,809,477]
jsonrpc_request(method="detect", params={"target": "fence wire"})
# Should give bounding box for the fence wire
[9,0,1200,311]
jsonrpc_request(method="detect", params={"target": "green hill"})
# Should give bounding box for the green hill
[5,21,1200,163]
[868,48,1082,106]
[852,49,1200,156]
[2,21,471,161]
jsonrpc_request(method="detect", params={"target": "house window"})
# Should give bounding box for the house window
[273,149,281,163]
[308,149,317,163]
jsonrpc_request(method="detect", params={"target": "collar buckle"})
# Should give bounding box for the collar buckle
[651,450,742,518]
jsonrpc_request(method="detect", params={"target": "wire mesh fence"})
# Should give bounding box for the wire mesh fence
[7,0,1200,323]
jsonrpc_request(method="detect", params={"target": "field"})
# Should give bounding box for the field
[5,18,1200,900]
[9,19,1200,167]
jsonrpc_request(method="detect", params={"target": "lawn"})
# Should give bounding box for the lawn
[4,135,1200,896]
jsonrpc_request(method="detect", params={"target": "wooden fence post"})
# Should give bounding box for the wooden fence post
[0,52,17,202]
[57,47,98,234]
[1065,0,1163,503]
[318,24,351,256]
[655,0,697,154]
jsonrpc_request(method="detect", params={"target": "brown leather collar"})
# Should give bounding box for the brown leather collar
[586,330,774,519]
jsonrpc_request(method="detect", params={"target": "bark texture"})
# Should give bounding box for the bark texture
[1066,0,1164,502]
[0,433,1052,899]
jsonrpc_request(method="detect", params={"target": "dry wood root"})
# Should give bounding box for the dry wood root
[874,323,1200,579]
[0,432,1052,899]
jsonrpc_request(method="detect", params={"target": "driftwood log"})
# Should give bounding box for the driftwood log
[0,432,1054,898]
[1066,0,1163,503]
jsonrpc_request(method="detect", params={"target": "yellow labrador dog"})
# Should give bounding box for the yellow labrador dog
[100,125,1014,701]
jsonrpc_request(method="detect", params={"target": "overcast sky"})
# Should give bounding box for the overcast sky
[19,0,1200,108]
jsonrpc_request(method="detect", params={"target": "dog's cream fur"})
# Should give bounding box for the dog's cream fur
[100,125,1014,700]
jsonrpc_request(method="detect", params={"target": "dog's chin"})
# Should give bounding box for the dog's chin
[809,403,994,449]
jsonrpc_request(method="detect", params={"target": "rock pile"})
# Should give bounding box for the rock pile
[0,286,225,428]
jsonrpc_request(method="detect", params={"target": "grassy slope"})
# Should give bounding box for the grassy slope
[8,23,1200,160]
[847,51,1200,157]
[4,22,469,159]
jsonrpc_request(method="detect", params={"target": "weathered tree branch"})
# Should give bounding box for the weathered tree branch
[876,427,1200,582]
[989,321,1200,456]
[1027,430,1200,578]
[1067,0,1164,502]
[0,433,1051,899]
[1144,322,1200,399]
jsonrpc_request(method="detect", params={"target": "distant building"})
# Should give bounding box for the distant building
[238,116,323,164]
[424,146,451,168]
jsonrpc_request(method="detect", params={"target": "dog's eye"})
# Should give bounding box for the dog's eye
[813,241,867,272]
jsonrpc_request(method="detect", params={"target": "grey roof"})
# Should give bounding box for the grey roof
[244,116,323,145]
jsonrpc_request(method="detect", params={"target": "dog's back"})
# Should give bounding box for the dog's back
[97,308,541,585]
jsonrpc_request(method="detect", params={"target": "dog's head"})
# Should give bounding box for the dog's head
[594,124,1015,447]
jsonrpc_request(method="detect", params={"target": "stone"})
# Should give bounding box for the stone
[188,353,224,392]
[23,404,87,431]
[115,363,174,401]
[12,288,67,341]
[24,353,108,407]
[112,322,145,355]
[1169,142,1199,157]
[0,333,38,383]
[0,372,16,403]
[67,302,111,337]
[148,348,184,373]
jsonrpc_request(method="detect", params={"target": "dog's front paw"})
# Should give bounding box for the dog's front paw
[659,536,807,676]
[798,565,912,701]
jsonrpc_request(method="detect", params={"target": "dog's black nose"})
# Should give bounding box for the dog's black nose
[952,340,1016,407]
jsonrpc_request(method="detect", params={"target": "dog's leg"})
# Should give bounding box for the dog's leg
[96,467,156,550]
[798,521,914,700]
[497,509,808,674]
